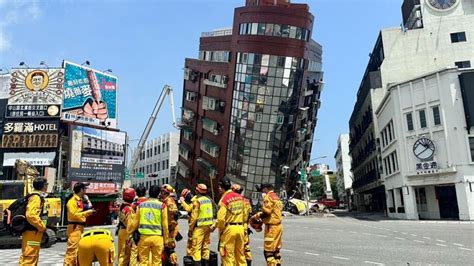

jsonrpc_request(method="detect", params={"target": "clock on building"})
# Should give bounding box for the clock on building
[413,137,436,161]
[427,0,458,11]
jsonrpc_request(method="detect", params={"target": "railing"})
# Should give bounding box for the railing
[201,28,233,37]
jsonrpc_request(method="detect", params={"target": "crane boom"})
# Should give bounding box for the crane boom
[130,85,178,174]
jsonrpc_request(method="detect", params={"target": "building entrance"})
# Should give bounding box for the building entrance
[436,185,459,220]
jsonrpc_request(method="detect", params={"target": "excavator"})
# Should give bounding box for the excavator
[0,160,61,248]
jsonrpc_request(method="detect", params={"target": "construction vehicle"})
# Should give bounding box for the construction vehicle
[0,160,61,248]
[129,84,178,176]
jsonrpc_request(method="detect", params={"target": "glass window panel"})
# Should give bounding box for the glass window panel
[269,56,278,67]
[433,106,441,125]
[296,27,303,40]
[273,24,282,36]
[254,54,262,65]
[281,25,290,37]
[275,78,283,87]
[276,68,284,78]
[419,109,427,128]
[258,150,265,157]
[248,53,255,65]
[268,67,276,77]
[265,24,274,35]
[277,56,285,67]
[289,26,297,38]
[251,23,258,35]
[257,23,266,35]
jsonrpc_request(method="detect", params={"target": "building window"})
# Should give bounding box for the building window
[166,142,169,152]
[432,106,441,126]
[154,163,157,172]
[399,189,404,206]
[157,163,161,171]
[239,22,309,41]
[185,91,197,102]
[166,159,169,169]
[202,96,217,111]
[200,139,220,157]
[154,146,158,155]
[183,128,193,140]
[419,109,427,128]
[455,61,471,69]
[162,143,165,153]
[202,118,219,135]
[162,161,166,170]
[450,32,467,43]
[469,137,474,162]
[406,113,414,131]
[157,145,160,154]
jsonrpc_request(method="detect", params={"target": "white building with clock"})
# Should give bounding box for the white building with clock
[373,0,474,220]
[350,0,474,219]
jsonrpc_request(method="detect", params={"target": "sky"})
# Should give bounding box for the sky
[0,0,403,169]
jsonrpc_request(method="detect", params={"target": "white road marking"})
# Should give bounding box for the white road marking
[305,252,320,256]
[401,232,408,235]
[436,244,447,247]
[458,247,472,251]
[393,230,399,233]
[410,234,417,237]
[423,237,431,240]
[395,237,405,240]
[364,261,384,265]
[453,243,464,247]
[436,239,446,243]
[333,256,350,260]
[413,240,424,243]
[281,249,294,253]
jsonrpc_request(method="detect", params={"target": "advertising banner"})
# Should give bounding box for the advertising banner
[6,104,61,118]
[71,181,117,194]
[8,68,64,105]
[1,120,59,148]
[3,152,56,166]
[0,74,10,99]
[63,61,117,128]
[69,125,126,183]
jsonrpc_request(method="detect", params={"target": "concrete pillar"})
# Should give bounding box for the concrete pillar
[456,182,474,221]
[404,186,418,220]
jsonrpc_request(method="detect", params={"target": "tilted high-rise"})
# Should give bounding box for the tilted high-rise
[177,0,323,199]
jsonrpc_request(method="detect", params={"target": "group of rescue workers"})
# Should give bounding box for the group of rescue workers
[19,176,283,266]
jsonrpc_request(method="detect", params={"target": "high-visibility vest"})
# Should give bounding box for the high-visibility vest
[138,199,163,235]
[197,196,213,226]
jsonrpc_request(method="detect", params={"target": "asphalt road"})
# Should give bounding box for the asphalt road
[1,213,473,265]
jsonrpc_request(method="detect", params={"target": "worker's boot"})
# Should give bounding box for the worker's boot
[194,261,201,266]
[201,260,209,266]
[246,260,252,266]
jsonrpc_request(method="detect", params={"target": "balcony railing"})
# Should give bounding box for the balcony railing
[201,28,233,37]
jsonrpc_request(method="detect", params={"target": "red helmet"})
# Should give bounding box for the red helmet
[123,188,136,202]
[181,188,191,198]
[195,184,207,194]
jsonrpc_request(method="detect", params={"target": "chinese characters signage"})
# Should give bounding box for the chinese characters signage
[71,181,117,194]
[68,125,126,183]
[416,161,439,174]
[63,61,117,128]
[6,104,61,118]
[8,68,64,105]
[1,120,59,148]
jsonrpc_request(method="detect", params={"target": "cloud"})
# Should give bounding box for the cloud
[0,0,42,52]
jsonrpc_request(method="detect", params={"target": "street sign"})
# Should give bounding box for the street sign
[124,169,130,180]
[136,172,144,179]
[310,170,320,177]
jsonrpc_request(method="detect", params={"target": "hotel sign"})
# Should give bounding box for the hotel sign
[1,120,59,149]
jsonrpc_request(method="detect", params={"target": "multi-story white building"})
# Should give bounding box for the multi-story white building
[377,68,474,220]
[131,132,179,189]
[349,0,474,216]
[334,134,353,205]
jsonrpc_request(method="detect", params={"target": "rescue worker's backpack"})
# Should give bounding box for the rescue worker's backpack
[2,193,44,236]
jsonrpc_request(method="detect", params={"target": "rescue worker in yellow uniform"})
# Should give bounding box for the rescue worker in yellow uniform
[129,185,148,265]
[179,188,198,256]
[64,182,95,266]
[188,184,215,265]
[129,185,169,266]
[77,229,115,266]
[251,183,283,266]
[161,184,179,265]
[118,188,136,266]
[231,184,253,266]
[19,177,48,266]
[213,178,246,266]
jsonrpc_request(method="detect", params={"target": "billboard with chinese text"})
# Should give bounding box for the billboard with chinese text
[71,181,117,194]
[68,125,125,183]
[1,120,59,148]
[63,61,117,128]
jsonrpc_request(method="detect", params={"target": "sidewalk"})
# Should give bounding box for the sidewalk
[333,210,474,224]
